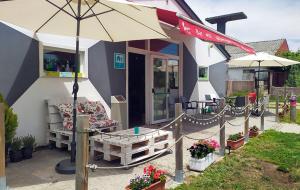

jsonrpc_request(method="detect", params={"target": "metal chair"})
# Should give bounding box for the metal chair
[205,94,219,113]
[180,96,198,114]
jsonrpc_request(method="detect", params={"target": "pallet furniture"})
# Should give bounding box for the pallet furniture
[90,127,173,166]
[46,98,119,150]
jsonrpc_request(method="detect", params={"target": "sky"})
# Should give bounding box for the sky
[186,0,300,52]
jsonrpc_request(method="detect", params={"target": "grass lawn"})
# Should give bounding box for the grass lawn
[279,109,300,125]
[171,130,300,190]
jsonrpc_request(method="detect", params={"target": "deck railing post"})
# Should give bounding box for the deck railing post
[244,105,249,142]
[0,103,6,190]
[219,99,226,156]
[261,104,265,131]
[76,115,89,190]
[275,94,279,122]
[174,103,183,183]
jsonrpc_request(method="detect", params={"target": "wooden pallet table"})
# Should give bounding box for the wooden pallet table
[90,127,173,166]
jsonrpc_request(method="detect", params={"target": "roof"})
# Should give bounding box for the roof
[226,39,286,59]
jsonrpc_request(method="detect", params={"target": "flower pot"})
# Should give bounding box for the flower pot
[9,150,23,162]
[227,137,245,150]
[189,153,215,171]
[22,147,33,159]
[249,130,259,138]
[125,181,166,190]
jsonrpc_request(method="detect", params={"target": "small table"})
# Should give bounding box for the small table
[90,127,173,166]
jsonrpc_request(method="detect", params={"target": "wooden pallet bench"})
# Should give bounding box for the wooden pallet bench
[90,127,173,166]
[45,97,119,150]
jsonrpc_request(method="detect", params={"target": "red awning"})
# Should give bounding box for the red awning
[157,8,255,54]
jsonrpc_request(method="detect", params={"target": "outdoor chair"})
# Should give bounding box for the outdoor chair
[231,96,246,116]
[180,96,198,114]
[204,94,219,113]
[46,98,120,151]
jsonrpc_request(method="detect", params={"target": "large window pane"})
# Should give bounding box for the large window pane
[150,39,179,56]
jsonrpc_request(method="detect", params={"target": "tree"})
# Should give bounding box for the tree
[279,51,300,87]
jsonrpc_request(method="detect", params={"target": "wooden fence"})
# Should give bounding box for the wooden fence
[270,86,300,96]
[227,80,255,96]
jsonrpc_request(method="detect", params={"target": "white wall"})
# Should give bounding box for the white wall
[12,78,108,145]
[228,68,244,80]
[164,27,227,101]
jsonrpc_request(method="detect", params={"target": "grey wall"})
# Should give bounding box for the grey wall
[209,61,227,97]
[0,23,39,106]
[183,44,198,99]
[88,41,126,106]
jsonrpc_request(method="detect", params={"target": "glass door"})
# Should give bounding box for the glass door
[151,56,179,123]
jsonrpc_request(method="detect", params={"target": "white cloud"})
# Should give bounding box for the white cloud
[186,0,300,51]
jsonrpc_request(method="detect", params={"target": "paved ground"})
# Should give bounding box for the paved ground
[6,111,300,190]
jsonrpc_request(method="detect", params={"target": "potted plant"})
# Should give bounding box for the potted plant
[249,125,259,138]
[188,139,219,171]
[227,132,245,150]
[0,94,18,165]
[126,165,166,190]
[22,135,36,159]
[9,137,23,162]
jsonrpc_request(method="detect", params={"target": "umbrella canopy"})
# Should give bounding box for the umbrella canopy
[0,0,167,41]
[0,0,168,175]
[228,52,300,68]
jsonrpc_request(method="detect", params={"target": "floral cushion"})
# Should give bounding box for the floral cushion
[83,101,108,118]
[57,103,73,118]
[89,119,119,129]
[62,117,73,130]
[57,101,113,131]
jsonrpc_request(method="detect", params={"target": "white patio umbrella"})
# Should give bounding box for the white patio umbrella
[228,52,300,112]
[0,0,168,174]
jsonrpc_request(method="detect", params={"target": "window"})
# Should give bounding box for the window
[242,69,255,80]
[150,39,179,56]
[41,46,86,78]
[198,66,208,80]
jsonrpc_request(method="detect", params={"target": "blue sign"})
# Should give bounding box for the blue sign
[114,53,125,69]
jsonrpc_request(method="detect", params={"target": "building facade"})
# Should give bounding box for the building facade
[0,0,228,145]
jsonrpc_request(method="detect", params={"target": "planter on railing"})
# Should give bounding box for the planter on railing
[189,153,215,171]
[125,181,165,190]
[227,137,245,150]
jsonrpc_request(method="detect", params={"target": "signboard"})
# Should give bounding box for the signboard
[114,53,125,69]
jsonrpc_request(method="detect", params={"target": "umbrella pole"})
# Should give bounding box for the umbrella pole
[256,60,261,114]
[55,0,81,174]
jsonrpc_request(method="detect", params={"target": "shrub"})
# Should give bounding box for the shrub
[22,134,36,148]
[250,125,259,132]
[228,132,244,141]
[0,94,18,144]
[11,137,22,151]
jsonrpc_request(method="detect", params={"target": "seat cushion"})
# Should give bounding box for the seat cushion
[83,101,108,118]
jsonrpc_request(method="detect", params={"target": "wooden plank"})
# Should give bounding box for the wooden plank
[76,115,89,190]
[175,103,183,183]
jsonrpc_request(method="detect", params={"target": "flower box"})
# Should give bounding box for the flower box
[227,137,245,150]
[125,181,165,190]
[249,130,259,138]
[189,153,215,171]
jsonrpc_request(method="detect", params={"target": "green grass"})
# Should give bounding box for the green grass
[279,109,300,125]
[171,130,300,190]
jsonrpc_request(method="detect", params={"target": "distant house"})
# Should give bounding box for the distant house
[226,39,290,95]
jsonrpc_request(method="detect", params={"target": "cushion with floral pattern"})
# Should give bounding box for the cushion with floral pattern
[62,117,73,130]
[83,101,107,116]
[57,103,73,118]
